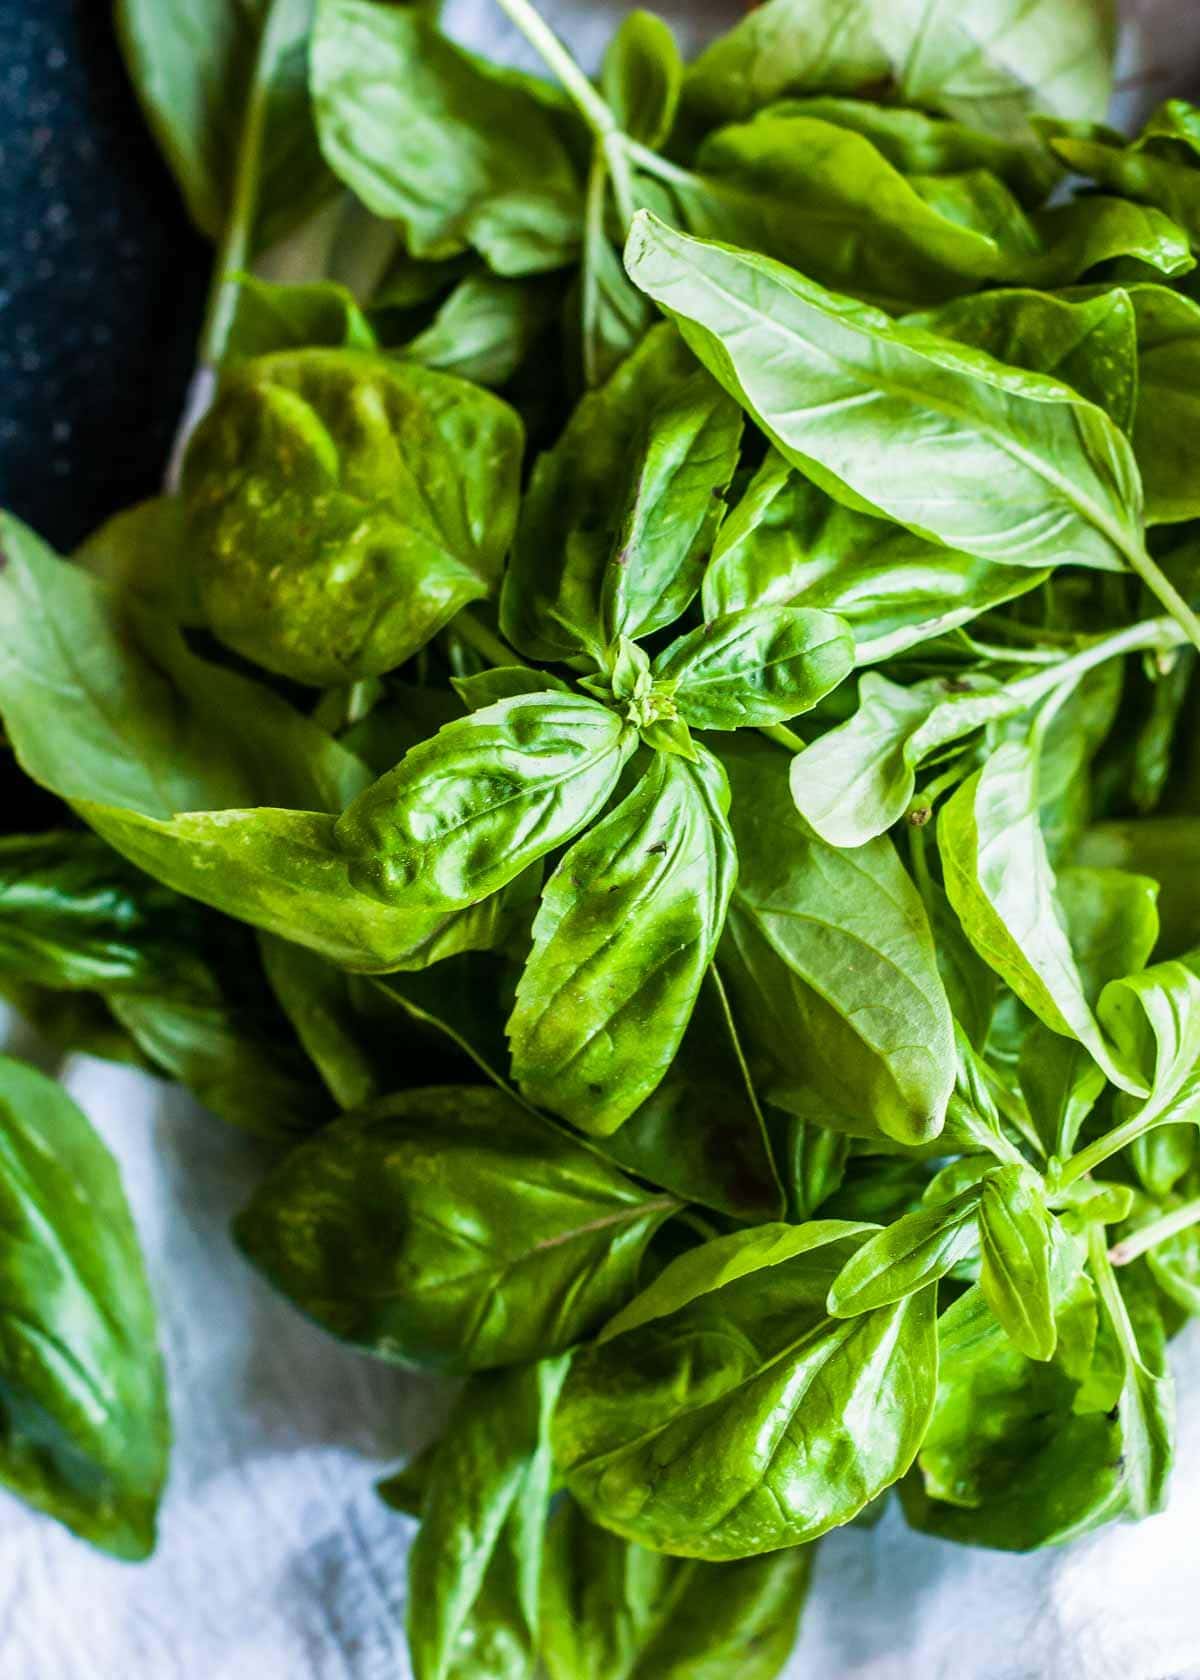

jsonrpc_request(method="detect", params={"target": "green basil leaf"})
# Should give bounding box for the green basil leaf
[721,737,955,1147]
[828,1183,985,1316]
[703,450,1037,666]
[874,0,1116,139]
[115,0,331,251]
[1078,817,1200,959]
[182,349,523,685]
[554,1220,937,1558]
[788,669,1013,848]
[335,692,634,909]
[1132,1124,1197,1202]
[1093,1249,1175,1520]
[312,0,582,273]
[977,1164,1056,1360]
[905,286,1139,430]
[767,97,1061,204]
[223,275,378,362]
[540,1495,814,1680]
[624,213,1147,579]
[680,0,888,134]
[773,1111,851,1224]
[509,748,735,1136]
[1125,284,1200,524]
[599,968,785,1223]
[653,606,853,731]
[83,804,517,975]
[501,326,742,661]
[402,272,559,388]
[1018,866,1160,1156]
[407,1356,568,1680]
[76,496,201,624]
[0,514,363,819]
[601,10,682,151]
[258,933,397,1110]
[451,667,570,712]
[236,1086,676,1371]
[903,1273,1126,1549]
[0,1055,169,1558]
[940,738,1144,1094]
[1050,99,1200,251]
[1097,951,1200,1135]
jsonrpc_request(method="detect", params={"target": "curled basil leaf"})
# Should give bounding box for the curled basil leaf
[182,349,523,685]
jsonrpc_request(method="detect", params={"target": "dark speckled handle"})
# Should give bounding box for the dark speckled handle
[0,0,209,551]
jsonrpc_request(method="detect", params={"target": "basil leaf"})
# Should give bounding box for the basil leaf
[680,0,888,134]
[624,214,1146,578]
[977,1164,1056,1360]
[1093,1248,1175,1521]
[1125,284,1200,524]
[452,667,570,712]
[703,450,1037,667]
[236,1086,676,1371]
[1097,952,1200,1135]
[653,606,854,731]
[335,692,634,910]
[554,1221,937,1558]
[407,1356,568,1680]
[312,0,582,273]
[1050,99,1200,250]
[770,97,1061,204]
[116,0,331,251]
[828,1183,984,1316]
[903,1274,1127,1548]
[501,326,741,661]
[721,737,956,1147]
[540,1495,814,1680]
[223,275,378,362]
[598,968,785,1223]
[0,515,363,818]
[402,272,558,388]
[787,669,1017,848]
[905,285,1139,429]
[0,1055,169,1558]
[76,496,201,624]
[874,0,1116,139]
[85,805,517,975]
[1078,817,1200,959]
[182,349,524,685]
[509,748,736,1136]
[601,10,682,151]
[1018,866,1160,1156]
[940,737,1145,1094]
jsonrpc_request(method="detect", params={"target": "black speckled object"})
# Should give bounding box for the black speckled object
[0,0,209,551]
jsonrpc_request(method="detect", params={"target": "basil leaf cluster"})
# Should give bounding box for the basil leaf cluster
[1,0,1199,1675]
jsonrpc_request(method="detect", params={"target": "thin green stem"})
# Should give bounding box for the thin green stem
[1060,1107,1158,1188]
[604,133,639,236]
[759,723,807,753]
[956,634,1068,665]
[198,1,287,364]
[1008,616,1186,713]
[452,609,532,671]
[1127,544,1200,658]
[1089,1222,1142,1368]
[624,137,695,189]
[1111,1196,1200,1267]
[490,0,618,138]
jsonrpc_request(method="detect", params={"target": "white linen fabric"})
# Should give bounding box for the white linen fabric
[6,1,1200,1673]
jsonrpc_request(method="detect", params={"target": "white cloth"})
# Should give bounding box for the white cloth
[7,2,1200,1673]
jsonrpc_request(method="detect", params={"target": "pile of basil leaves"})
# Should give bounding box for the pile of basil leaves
[1,0,1200,1672]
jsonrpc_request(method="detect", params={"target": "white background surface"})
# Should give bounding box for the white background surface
[7,1,1200,1675]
